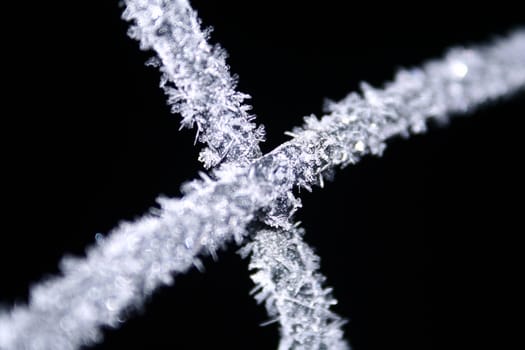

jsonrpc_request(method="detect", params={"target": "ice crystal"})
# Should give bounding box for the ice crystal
[241,228,349,350]
[123,0,265,168]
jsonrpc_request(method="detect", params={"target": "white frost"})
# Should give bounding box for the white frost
[0,2,523,348]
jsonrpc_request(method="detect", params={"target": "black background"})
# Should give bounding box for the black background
[1,1,524,349]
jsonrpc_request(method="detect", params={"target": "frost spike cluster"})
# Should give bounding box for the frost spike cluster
[0,22,524,350]
[240,229,349,350]
[123,0,265,168]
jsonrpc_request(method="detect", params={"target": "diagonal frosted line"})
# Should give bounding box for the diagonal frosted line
[0,28,523,350]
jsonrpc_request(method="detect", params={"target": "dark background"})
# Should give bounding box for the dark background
[1,1,524,349]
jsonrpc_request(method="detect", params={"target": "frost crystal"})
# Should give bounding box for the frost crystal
[0,4,524,348]
[241,228,349,350]
[122,0,265,168]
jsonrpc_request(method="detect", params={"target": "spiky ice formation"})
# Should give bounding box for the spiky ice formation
[240,228,349,350]
[122,0,265,168]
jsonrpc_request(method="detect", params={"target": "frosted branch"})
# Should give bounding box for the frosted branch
[122,0,265,168]
[240,228,349,350]
[124,1,347,346]
[123,2,349,346]
[1,26,524,350]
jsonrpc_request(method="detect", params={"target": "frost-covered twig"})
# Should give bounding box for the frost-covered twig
[123,1,349,346]
[123,0,265,168]
[240,228,349,350]
[0,25,524,350]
